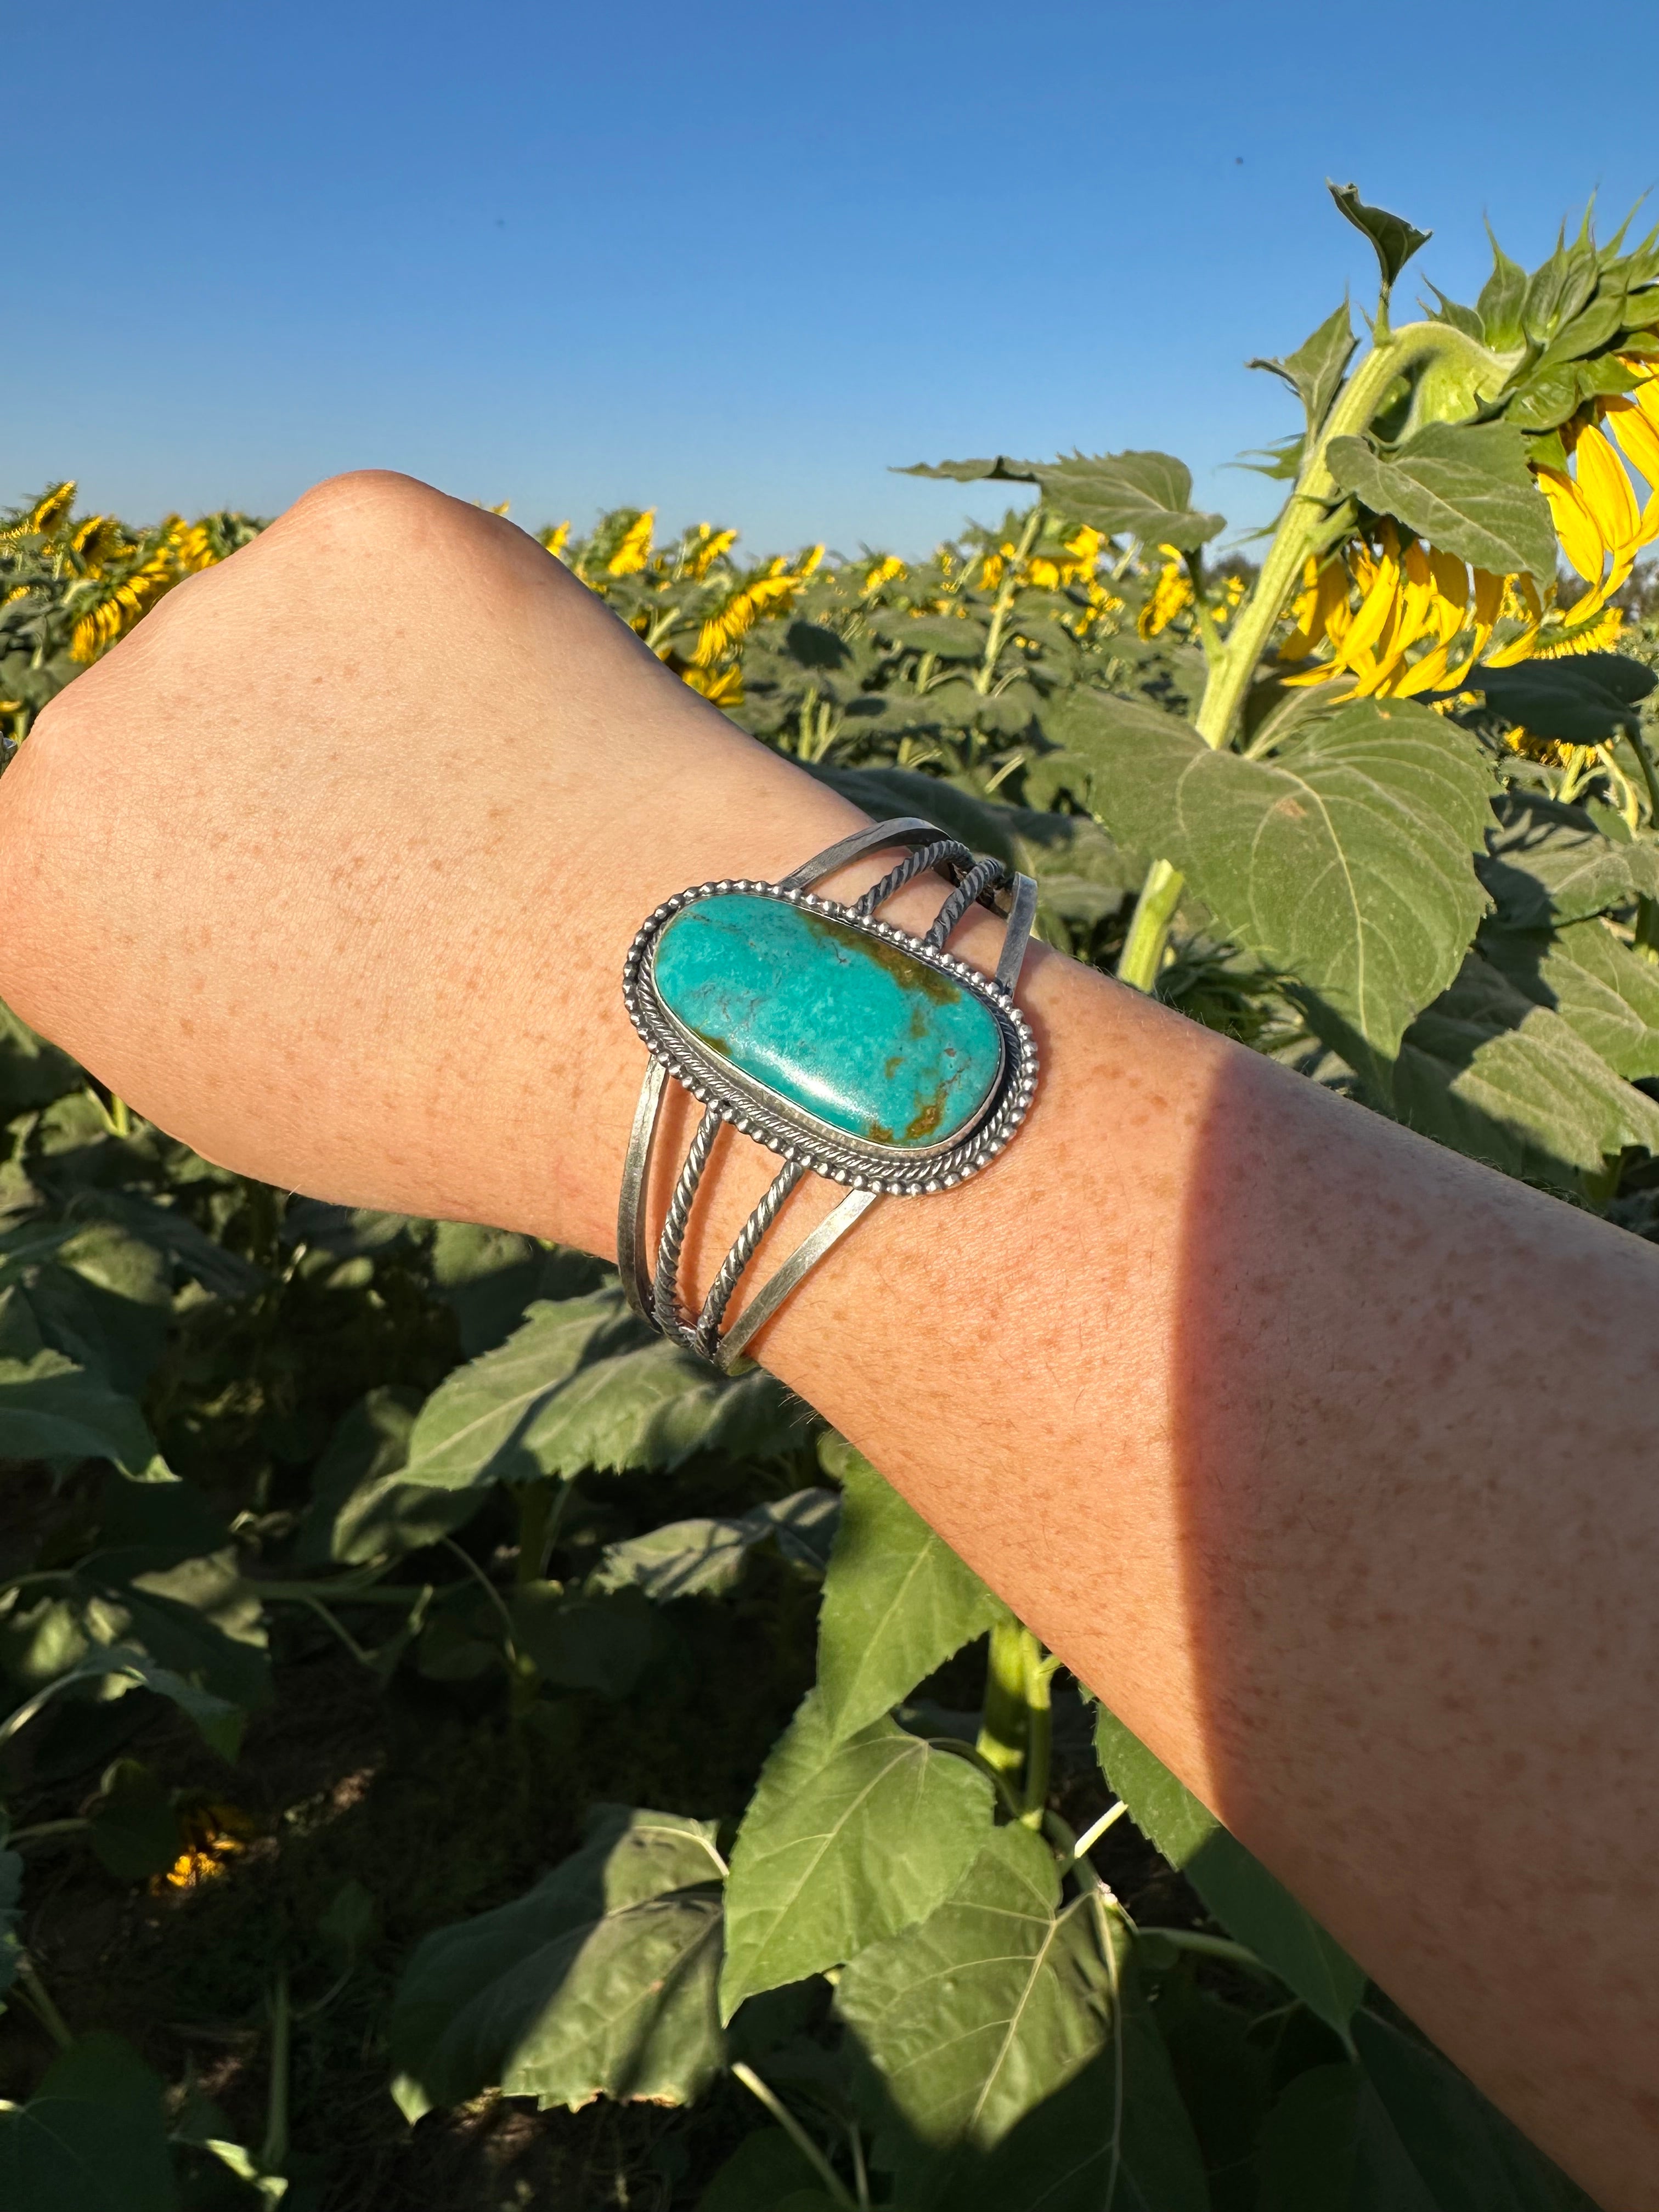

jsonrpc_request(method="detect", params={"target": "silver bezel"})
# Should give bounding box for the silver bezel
[621,879,1038,1197]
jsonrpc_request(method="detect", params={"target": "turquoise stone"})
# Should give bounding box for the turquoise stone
[652,893,1002,1148]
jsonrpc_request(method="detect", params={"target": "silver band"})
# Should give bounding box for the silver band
[617,818,1039,1372]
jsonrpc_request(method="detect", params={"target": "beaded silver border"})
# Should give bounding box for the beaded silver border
[621,879,1038,1197]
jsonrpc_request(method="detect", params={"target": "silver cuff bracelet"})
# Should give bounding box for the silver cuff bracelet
[617,816,1040,1372]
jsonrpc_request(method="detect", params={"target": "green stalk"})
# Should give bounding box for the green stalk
[16,1960,73,2051]
[975,1618,1035,1781]
[1115,322,1505,991]
[1624,721,1659,826]
[974,503,1043,696]
[1019,1644,1054,1830]
[731,2063,857,2210]
[259,1968,291,2176]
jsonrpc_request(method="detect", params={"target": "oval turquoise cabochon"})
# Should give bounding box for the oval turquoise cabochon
[651,894,1003,1149]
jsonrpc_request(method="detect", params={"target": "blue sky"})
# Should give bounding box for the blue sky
[10,2,1659,557]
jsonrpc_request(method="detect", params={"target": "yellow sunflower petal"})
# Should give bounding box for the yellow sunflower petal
[1537,467,1606,589]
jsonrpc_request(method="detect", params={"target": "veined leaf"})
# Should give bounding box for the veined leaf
[816,1437,1006,1742]
[1468,652,1655,746]
[1059,692,1493,1074]
[1393,951,1659,1181]
[590,1488,839,1601]
[389,1804,727,2112]
[1032,451,1223,551]
[399,1293,798,1488]
[1480,792,1659,927]
[834,1824,1114,2185]
[299,1385,486,1564]
[720,1689,994,2018]
[1325,422,1556,582]
[0,1351,168,1478]
[1250,300,1356,437]
[1481,919,1659,1080]
[937,1968,1211,2212]
[1329,181,1431,290]
[1093,1705,1365,2037]
[0,2034,179,2212]
[509,1584,663,1696]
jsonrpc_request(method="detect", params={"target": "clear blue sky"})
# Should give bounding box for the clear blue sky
[10,2,1658,558]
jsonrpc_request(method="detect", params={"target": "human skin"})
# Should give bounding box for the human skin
[2,473,1656,2203]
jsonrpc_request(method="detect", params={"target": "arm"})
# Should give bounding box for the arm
[2,472,1654,2204]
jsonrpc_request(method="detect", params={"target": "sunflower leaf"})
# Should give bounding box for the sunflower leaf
[1393,951,1659,1181]
[388,1805,727,2112]
[1052,690,1493,1081]
[816,1437,1007,1741]
[834,1825,1115,2186]
[1249,299,1356,437]
[1465,651,1656,746]
[1481,919,1659,1080]
[1329,180,1431,291]
[1029,451,1223,551]
[1479,791,1659,926]
[719,1691,995,2018]
[1325,421,1557,582]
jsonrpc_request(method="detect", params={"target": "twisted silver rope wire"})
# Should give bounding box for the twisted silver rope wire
[653,1105,722,1340]
[693,1158,807,1357]
[924,856,1008,947]
[853,839,971,917]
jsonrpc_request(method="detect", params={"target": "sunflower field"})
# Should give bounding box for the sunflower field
[2,183,1657,2209]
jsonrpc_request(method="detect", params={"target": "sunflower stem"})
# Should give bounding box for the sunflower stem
[975,503,1043,696]
[1115,320,1505,989]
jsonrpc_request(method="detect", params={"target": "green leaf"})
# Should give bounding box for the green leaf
[1477,235,1529,349]
[937,1964,1212,2211]
[1351,2011,1595,2210]
[1249,300,1356,437]
[1466,652,1656,746]
[1093,1705,1365,2036]
[509,1584,663,1696]
[88,1548,270,1713]
[900,456,1040,484]
[697,2129,826,2211]
[87,1759,182,1882]
[589,1488,839,1601]
[816,1437,1006,1742]
[0,1351,168,1478]
[299,1385,485,1565]
[399,1292,798,1488]
[1481,791,1659,927]
[1395,950,1659,1179]
[1324,422,1556,582]
[1059,692,1493,1074]
[0,2034,179,2212]
[1030,452,1223,551]
[720,1689,995,2018]
[871,612,991,660]
[814,765,1139,913]
[388,1805,727,2111]
[834,1825,1113,2185]
[1257,2019,1593,2210]
[430,1221,608,1356]
[1328,181,1431,291]
[1481,918,1659,1079]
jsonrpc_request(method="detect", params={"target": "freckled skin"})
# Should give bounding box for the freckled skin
[3,472,1658,2205]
